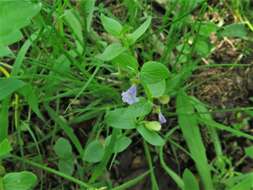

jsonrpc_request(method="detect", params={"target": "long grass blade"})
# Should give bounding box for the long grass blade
[176,90,213,190]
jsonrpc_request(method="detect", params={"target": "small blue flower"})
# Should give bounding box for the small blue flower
[121,85,139,105]
[158,112,167,124]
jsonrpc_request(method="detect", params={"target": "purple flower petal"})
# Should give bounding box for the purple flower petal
[128,85,137,97]
[121,85,139,105]
[158,112,167,124]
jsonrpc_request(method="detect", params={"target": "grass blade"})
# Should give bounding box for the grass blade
[112,170,150,190]
[0,99,9,142]
[11,31,39,75]
[176,90,213,190]
[45,104,83,156]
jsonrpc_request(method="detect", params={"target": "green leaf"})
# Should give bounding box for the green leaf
[140,61,169,84]
[101,14,123,36]
[245,146,253,159]
[113,170,150,190]
[176,91,213,190]
[83,140,105,163]
[106,108,137,129]
[54,138,74,175]
[89,129,118,182]
[112,52,139,73]
[106,100,152,129]
[3,171,37,190]
[45,105,83,156]
[183,169,200,190]
[146,80,166,98]
[218,23,247,38]
[195,37,212,57]
[64,9,83,54]
[127,99,153,118]
[58,159,74,176]
[226,173,253,190]
[11,31,39,76]
[199,117,253,141]
[53,138,72,159]
[0,99,9,142]
[127,16,152,45]
[0,1,41,35]
[137,125,164,146]
[82,0,96,32]
[0,46,13,57]
[97,43,126,61]
[190,96,223,160]
[166,63,196,95]
[105,135,132,153]
[0,1,41,46]
[0,30,23,46]
[230,179,252,190]
[0,139,12,158]
[197,22,218,37]
[0,78,26,101]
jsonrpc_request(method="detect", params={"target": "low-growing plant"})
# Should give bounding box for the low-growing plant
[1,0,253,190]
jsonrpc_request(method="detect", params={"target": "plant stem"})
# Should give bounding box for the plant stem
[11,155,95,189]
[143,141,159,190]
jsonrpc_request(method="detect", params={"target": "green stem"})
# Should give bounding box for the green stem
[159,127,184,189]
[208,127,223,158]
[11,155,94,189]
[143,141,159,190]
[14,95,25,169]
[159,146,184,189]
[0,177,3,190]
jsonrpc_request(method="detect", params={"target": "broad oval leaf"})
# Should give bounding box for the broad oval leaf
[101,14,123,36]
[194,22,218,37]
[3,171,37,190]
[137,125,164,146]
[127,16,152,45]
[105,135,132,153]
[83,140,105,163]
[53,138,74,175]
[0,78,26,101]
[106,100,152,129]
[245,146,253,159]
[140,61,169,84]
[106,108,137,129]
[194,37,212,57]
[0,30,23,47]
[0,1,41,46]
[218,23,247,38]
[0,46,13,57]
[0,139,12,158]
[127,99,153,118]
[58,159,74,176]
[112,52,139,73]
[146,80,166,98]
[96,43,126,61]
[53,138,72,159]
[0,1,41,35]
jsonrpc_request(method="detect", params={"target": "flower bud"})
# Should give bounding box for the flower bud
[144,121,161,131]
[159,95,170,104]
